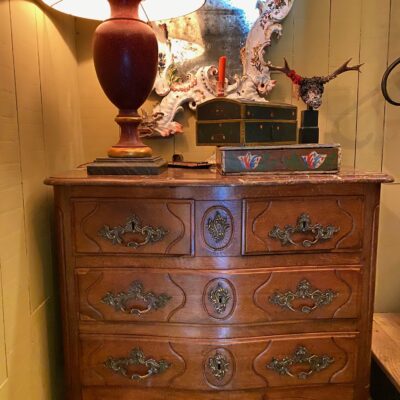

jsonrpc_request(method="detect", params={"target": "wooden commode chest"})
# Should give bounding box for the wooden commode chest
[45,169,391,400]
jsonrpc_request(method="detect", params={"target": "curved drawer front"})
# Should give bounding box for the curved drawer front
[80,334,358,390]
[244,196,364,255]
[78,270,185,323]
[82,385,355,400]
[73,199,193,256]
[77,268,361,323]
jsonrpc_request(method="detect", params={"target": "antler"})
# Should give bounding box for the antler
[267,58,303,85]
[322,59,363,83]
[267,58,292,75]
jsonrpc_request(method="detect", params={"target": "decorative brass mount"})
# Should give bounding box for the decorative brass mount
[208,282,231,314]
[267,346,335,380]
[99,215,168,248]
[206,211,230,243]
[104,348,170,381]
[101,281,171,316]
[269,279,337,314]
[269,213,339,247]
[207,351,230,381]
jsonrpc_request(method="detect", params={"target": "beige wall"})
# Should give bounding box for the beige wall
[0,1,83,399]
[76,0,400,312]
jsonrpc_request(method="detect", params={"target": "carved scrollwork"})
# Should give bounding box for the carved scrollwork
[207,211,230,243]
[208,283,231,314]
[267,346,335,380]
[99,215,168,248]
[269,213,339,248]
[104,348,171,381]
[269,279,338,314]
[101,281,171,316]
[207,351,230,381]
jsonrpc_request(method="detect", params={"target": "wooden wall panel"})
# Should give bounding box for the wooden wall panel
[0,1,83,399]
[268,1,295,105]
[0,1,32,398]
[355,0,391,172]
[324,0,362,168]
[382,0,400,181]
[0,262,7,387]
[10,0,53,312]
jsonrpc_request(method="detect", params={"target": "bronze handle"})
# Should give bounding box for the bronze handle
[211,133,226,142]
[269,213,339,248]
[101,281,171,316]
[105,348,170,381]
[267,346,334,380]
[269,279,337,314]
[99,214,168,248]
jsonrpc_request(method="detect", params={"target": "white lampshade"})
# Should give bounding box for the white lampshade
[40,0,206,21]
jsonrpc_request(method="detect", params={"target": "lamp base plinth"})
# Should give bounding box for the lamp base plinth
[107,145,153,158]
[87,156,167,176]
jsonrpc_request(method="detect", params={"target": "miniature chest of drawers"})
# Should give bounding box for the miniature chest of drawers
[45,169,392,400]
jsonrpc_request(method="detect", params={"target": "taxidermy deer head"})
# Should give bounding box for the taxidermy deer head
[268,58,363,110]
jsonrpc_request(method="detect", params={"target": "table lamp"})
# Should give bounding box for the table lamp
[40,0,206,174]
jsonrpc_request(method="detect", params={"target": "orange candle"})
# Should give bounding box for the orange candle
[218,56,227,96]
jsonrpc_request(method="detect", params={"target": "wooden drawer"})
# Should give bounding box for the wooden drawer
[244,196,364,255]
[244,121,297,143]
[244,105,297,120]
[196,122,241,145]
[73,199,193,255]
[82,385,354,400]
[77,268,362,324]
[80,333,357,390]
[263,386,354,400]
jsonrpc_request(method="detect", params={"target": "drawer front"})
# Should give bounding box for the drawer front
[73,199,193,255]
[197,122,241,145]
[197,100,242,120]
[244,197,364,255]
[245,105,297,121]
[77,268,361,323]
[81,334,357,390]
[78,269,185,323]
[244,121,297,144]
[83,385,354,400]
[263,386,354,400]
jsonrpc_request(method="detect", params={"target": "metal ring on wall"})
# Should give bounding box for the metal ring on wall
[382,57,400,106]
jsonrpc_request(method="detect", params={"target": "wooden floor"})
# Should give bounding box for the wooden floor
[371,313,400,399]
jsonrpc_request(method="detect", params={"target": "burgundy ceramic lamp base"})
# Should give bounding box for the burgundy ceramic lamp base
[87,0,166,175]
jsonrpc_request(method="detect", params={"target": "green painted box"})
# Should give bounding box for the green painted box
[216,144,341,175]
[196,98,298,146]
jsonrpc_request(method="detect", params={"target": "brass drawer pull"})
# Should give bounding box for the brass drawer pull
[211,134,226,142]
[269,279,337,314]
[105,347,170,381]
[267,346,334,380]
[208,282,231,314]
[102,281,171,316]
[99,215,168,248]
[208,351,230,381]
[269,213,339,247]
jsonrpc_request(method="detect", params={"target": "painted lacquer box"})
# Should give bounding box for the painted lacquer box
[196,98,298,146]
[216,144,341,175]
